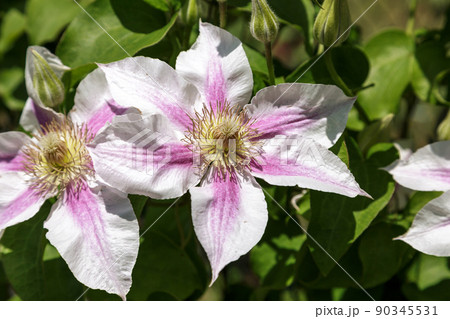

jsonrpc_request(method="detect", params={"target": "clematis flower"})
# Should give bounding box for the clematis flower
[89,22,368,283]
[386,141,450,256]
[0,54,140,299]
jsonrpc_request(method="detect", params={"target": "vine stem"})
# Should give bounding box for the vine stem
[218,1,227,29]
[265,42,276,85]
[324,51,371,125]
[406,0,418,35]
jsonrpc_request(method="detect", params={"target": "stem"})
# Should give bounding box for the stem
[183,25,193,50]
[265,42,276,85]
[406,0,418,35]
[218,1,227,29]
[324,51,371,124]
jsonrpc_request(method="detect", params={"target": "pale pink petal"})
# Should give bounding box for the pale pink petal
[386,141,450,192]
[88,114,201,199]
[176,22,253,111]
[44,182,139,299]
[19,98,63,133]
[0,132,30,172]
[190,172,268,284]
[397,191,450,256]
[69,68,138,135]
[98,57,203,131]
[245,83,356,148]
[251,136,368,198]
[0,171,47,231]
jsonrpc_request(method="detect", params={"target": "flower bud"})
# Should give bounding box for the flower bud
[438,111,450,141]
[313,0,351,47]
[250,0,279,44]
[25,46,69,109]
[181,0,198,26]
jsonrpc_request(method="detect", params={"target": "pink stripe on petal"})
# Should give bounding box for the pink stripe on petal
[176,22,253,111]
[190,172,268,284]
[250,107,315,140]
[386,141,450,192]
[44,182,139,299]
[0,186,44,229]
[99,57,202,132]
[86,100,128,135]
[246,84,356,148]
[0,153,25,172]
[146,94,193,131]
[65,183,107,256]
[207,176,240,267]
[88,114,200,199]
[0,132,30,172]
[19,98,64,133]
[205,56,227,111]
[251,137,368,198]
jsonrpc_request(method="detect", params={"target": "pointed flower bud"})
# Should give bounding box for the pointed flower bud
[250,0,279,43]
[181,0,198,26]
[313,0,351,47]
[25,46,69,109]
[438,112,450,141]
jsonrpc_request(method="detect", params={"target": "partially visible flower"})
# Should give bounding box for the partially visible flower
[313,0,351,47]
[386,141,450,256]
[0,66,140,299]
[250,0,279,43]
[25,46,69,109]
[89,22,369,284]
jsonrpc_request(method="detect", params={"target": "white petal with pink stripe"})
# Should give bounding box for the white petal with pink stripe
[397,191,450,256]
[44,182,139,300]
[88,114,201,199]
[246,83,356,148]
[251,136,369,198]
[386,141,450,192]
[190,172,268,283]
[176,22,253,111]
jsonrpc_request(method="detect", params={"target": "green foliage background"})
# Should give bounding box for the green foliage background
[0,0,450,301]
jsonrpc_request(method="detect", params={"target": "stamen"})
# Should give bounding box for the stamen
[22,119,95,196]
[183,101,263,180]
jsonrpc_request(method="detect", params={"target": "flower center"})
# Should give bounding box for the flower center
[184,102,262,179]
[22,119,94,195]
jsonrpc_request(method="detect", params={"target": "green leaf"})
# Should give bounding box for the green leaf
[286,46,369,91]
[358,30,415,120]
[307,139,397,275]
[129,194,148,219]
[110,0,167,33]
[25,0,93,45]
[358,222,414,288]
[243,44,268,76]
[0,67,25,110]
[0,202,51,300]
[250,224,306,289]
[403,254,450,301]
[128,231,203,300]
[143,0,185,11]
[407,254,450,291]
[411,36,450,103]
[0,8,26,58]
[42,245,84,300]
[56,0,178,68]
[406,191,444,216]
